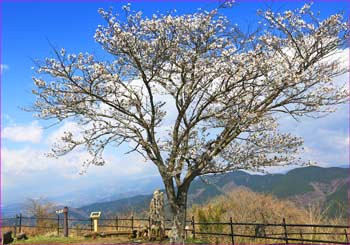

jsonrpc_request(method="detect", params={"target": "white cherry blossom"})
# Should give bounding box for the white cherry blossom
[29,3,349,243]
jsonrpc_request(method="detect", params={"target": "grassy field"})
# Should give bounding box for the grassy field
[13,236,131,244]
[12,236,207,244]
[12,236,204,244]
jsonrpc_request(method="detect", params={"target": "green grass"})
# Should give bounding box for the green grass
[184,238,209,244]
[13,236,133,244]
[13,235,186,244]
[13,235,209,244]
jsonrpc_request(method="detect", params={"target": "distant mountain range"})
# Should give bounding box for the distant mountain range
[69,166,349,219]
[3,166,349,219]
[1,175,163,217]
[187,166,349,218]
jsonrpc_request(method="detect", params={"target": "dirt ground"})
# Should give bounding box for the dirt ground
[12,236,177,244]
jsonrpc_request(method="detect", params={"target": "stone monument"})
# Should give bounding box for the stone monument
[148,189,165,240]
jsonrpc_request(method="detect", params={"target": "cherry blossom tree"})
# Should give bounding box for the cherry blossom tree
[30,2,349,242]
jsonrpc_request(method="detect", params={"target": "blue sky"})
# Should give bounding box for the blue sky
[1,1,349,206]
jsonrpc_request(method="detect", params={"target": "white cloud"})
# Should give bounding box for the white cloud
[1,144,156,180]
[2,121,43,143]
[278,101,349,167]
[0,119,157,183]
[46,120,81,145]
[2,147,54,175]
[1,64,9,72]
[323,48,348,71]
[301,125,349,166]
[276,46,349,167]
[1,142,159,205]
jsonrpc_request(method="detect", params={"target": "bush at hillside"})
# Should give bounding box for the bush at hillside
[190,187,347,244]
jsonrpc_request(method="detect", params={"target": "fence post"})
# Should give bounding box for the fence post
[115,216,118,231]
[56,214,60,236]
[90,218,93,232]
[14,215,18,237]
[312,226,316,241]
[230,217,234,245]
[191,216,196,239]
[13,225,17,238]
[131,215,134,231]
[344,229,349,243]
[19,213,22,233]
[282,218,288,244]
[63,207,68,237]
[299,230,303,244]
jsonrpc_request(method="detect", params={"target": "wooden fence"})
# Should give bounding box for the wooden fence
[2,214,350,244]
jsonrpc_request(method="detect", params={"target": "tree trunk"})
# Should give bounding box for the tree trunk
[162,175,190,244]
[169,200,187,244]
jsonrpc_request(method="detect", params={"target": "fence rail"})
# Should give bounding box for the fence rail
[2,213,350,244]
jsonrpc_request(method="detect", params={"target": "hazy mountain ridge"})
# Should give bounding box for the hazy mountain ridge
[74,166,349,219]
[187,166,349,218]
[3,166,348,219]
